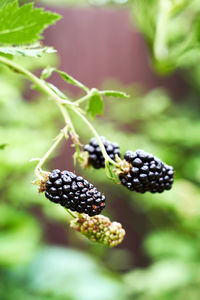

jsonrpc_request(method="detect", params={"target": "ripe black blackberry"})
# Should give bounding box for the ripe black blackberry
[119,150,174,193]
[84,136,120,169]
[44,169,106,216]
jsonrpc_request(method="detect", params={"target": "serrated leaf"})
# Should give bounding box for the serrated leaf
[87,93,104,118]
[0,143,8,150]
[55,70,89,92]
[0,1,61,45]
[0,46,56,57]
[41,67,55,79]
[102,90,129,99]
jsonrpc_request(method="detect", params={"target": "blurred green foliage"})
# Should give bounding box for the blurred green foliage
[0,54,127,299]
[1,1,200,300]
[131,0,200,74]
[0,247,124,300]
[75,79,200,298]
[0,55,55,266]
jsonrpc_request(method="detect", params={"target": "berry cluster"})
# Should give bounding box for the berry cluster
[119,150,174,193]
[45,169,106,216]
[71,214,125,247]
[40,138,175,247]
[84,136,120,169]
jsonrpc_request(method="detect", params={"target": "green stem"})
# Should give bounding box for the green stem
[75,93,91,105]
[57,102,72,126]
[0,55,73,106]
[64,208,77,218]
[75,88,96,105]
[0,55,120,171]
[35,129,66,179]
[70,106,119,167]
[58,103,81,154]
[154,0,171,61]
[58,104,78,139]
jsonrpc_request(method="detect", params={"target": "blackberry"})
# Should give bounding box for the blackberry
[119,150,174,193]
[71,214,125,247]
[84,136,120,169]
[44,169,106,216]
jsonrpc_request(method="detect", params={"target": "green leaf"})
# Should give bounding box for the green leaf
[87,93,104,118]
[102,90,129,99]
[41,66,55,79]
[0,45,56,57]
[0,1,61,45]
[105,162,118,182]
[47,82,67,99]
[55,70,89,92]
[0,143,7,150]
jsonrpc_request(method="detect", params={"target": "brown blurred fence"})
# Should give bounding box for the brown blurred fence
[44,6,186,97]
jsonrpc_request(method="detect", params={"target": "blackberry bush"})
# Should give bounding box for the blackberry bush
[84,136,120,169]
[44,169,106,216]
[0,0,175,248]
[119,150,174,193]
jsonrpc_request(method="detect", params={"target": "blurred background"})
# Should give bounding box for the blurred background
[1,0,200,299]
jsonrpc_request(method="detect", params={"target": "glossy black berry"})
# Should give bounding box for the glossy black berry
[84,136,120,169]
[119,150,174,193]
[44,169,106,216]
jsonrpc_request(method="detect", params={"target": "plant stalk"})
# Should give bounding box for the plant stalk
[35,128,66,179]
[0,55,72,105]
[0,55,120,171]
